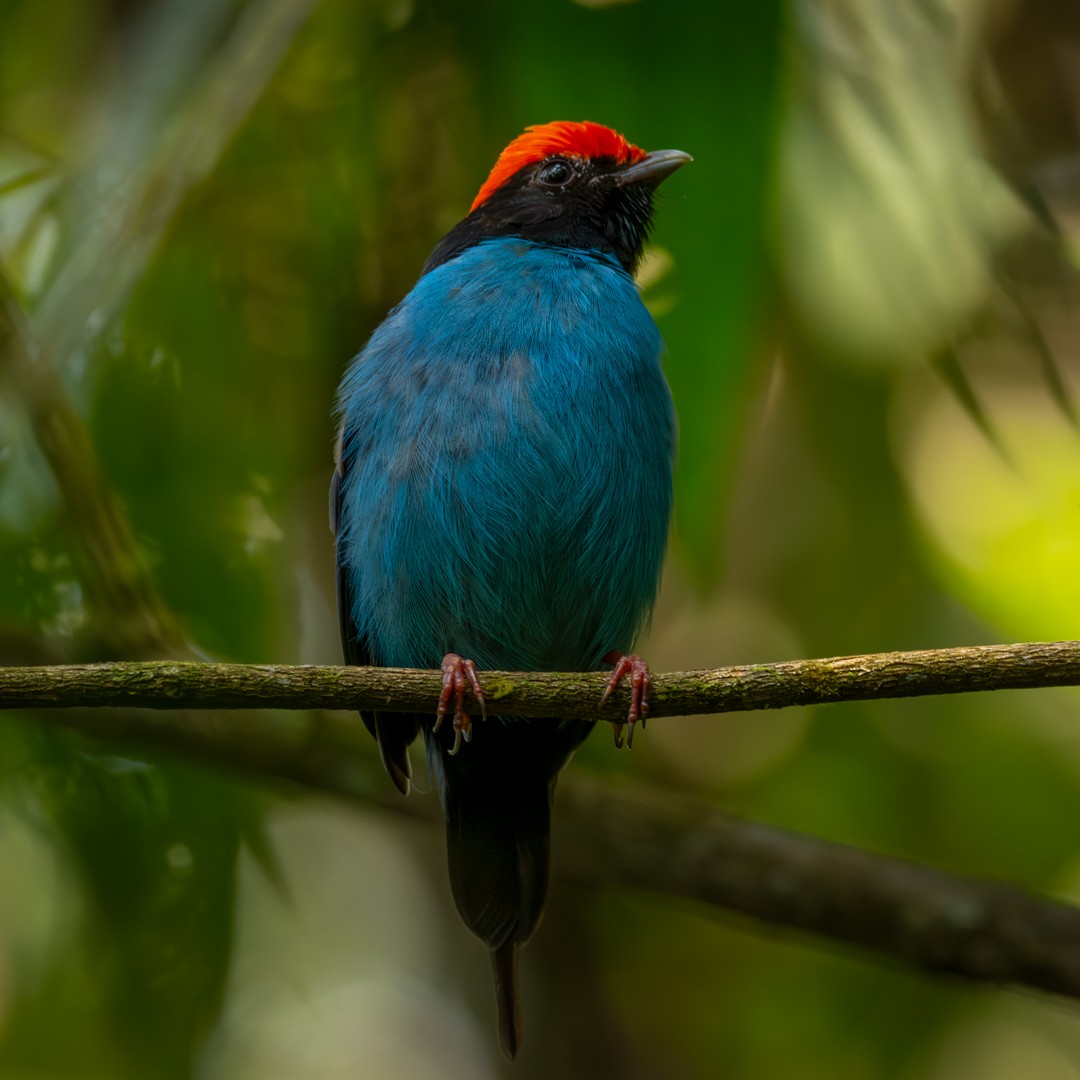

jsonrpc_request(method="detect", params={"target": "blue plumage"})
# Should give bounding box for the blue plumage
[336,238,674,675]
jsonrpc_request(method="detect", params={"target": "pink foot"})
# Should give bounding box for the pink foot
[599,650,651,749]
[433,653,487,755]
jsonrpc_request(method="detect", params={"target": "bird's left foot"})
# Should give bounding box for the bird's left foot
[599,650,651,749]
[434,653,487,755]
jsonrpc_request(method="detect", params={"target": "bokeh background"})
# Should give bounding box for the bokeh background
[3,0,1080,1077]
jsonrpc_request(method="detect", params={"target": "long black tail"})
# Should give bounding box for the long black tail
[443,769,553,1059]
[490,937,522,1059]
[430,716,592,1059]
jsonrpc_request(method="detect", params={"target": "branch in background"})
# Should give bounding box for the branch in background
[2,639,1079,717]
[3,655,1079,1003]
[0,276,184,656]
[558,779,1080,1001]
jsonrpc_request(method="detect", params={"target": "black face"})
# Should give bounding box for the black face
[423,154,658,278]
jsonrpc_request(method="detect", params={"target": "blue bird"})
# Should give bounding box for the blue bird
[332,121,688,1057]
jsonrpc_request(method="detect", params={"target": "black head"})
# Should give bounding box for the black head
[423,121,691,277]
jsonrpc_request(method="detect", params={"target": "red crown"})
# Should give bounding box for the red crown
[470,121,646,212]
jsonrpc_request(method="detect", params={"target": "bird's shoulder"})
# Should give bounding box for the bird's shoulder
[399,238,653,346]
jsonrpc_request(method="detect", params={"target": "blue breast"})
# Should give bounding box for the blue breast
[336,236,675,673]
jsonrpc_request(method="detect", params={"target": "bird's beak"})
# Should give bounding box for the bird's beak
[614,149,693,189]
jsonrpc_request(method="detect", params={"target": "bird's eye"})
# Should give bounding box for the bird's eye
[537,158,573,187]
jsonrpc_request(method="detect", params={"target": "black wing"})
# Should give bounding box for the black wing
[331,451,420,795]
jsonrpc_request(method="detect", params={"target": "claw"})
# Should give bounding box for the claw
[599,651,652,750]
[435,653,486,755]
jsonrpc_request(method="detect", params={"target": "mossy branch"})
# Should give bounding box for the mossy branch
[2,639,1079,718]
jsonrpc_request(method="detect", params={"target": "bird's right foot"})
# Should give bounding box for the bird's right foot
[434,653,487,755]
[599,650,652,749]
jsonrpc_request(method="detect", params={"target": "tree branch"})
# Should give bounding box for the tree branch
[2,639,1079,718]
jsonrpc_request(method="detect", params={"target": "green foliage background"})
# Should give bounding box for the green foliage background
[2,0,1080,1077]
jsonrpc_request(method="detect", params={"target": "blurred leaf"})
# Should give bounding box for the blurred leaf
[897,370,1080,641]
[779,0,1029,366]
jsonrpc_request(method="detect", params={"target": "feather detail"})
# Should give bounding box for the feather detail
[332,457,419,792]
[491,939,522,1060]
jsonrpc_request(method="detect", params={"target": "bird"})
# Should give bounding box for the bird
[332,120,688,1058]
